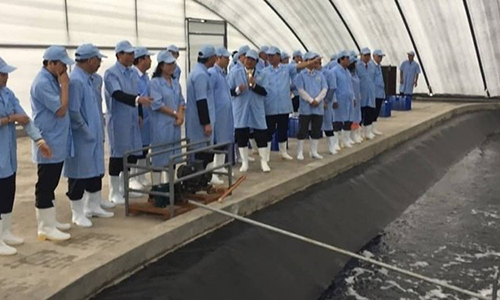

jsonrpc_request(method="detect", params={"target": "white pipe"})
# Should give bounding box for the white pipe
[188,200,490,300]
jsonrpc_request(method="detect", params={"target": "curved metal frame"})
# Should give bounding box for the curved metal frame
[263,0,308,51]
[327,0,360,52]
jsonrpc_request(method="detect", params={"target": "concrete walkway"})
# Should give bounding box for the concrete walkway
[1,101,499,300]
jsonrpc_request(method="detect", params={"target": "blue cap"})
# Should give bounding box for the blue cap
[245,49,259,60]
[266,46,281,56]
[157,50,176,64]
[0,56,16,74]
[232,52,240,60]
[373,49,385,57]
[360,47,371,55]
[238,45,250,56]
[167,45,179,53]
[259,45,269,53]
[198,45,216,59]
[407,50,415,56]
[281,51,290,59]
[115,40,135,54]
[349,55,357,63]
[43,46,74,65]
[215,46,231,57]
[134,47,155,58]
[330,54,337,61]
[75,44,107,60]
[304,51,320,60]
[292,50,303,58]
[337,50,349,59]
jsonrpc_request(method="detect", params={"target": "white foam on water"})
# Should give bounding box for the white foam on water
[419,288,450,299]
[346,286,370,300]
[410,261,429,268]
[378,268,389,276]
[381,280,407,293]
[362,250,375,258]
[434,246,447,254]
[471,209,500,219]
[442,261,461,268]
[474,249,500,259]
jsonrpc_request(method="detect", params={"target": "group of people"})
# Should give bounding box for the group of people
[0,41,421,255]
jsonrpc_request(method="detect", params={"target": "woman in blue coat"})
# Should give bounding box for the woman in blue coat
[149,51,185,185]
[0,56,52,255]
[348,55,363,144]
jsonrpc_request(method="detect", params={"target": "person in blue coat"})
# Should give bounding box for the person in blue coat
[30,46,74,242]
[208,47,234,184]
[65,44,113,228]
[0,56,53,255]
[399,51,420,96]
[229,45,249,73]
[227,49,270,173]
[185,45,217,169]
[104,40,153,205]
[263,46,315,161]
[290,50,303,115]
[149,51,185,185]
[333,51,355,149]
[280,51,290,64]
[348,54,363,144]
[133,47,155,188]
[356,47,377,140]
[256,46,269,71]
[320,64,338,155]
[294,51,328,160]
[372,49,386,136]
[167,45,182,82]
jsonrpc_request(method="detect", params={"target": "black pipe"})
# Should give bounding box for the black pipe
[263,0,308,52]
[394,0,432,95]
[327,0,360,52]
[463,0,490,98]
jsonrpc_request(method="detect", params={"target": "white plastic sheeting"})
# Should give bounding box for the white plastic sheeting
[0,0,498,105]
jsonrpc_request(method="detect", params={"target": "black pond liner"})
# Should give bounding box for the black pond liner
[94,110,500,300]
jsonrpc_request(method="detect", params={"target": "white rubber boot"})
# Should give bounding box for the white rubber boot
[109,175,125,205]
[279,142,293,160]
[297,140,304,160]
[151,172,162,185]
[249,138,258,155]
[372,122,383,135]
[342,131,353,148]
[95,191,115,209]
[70,199,92,227]
[238,147,249,172]
[266,143,271,162]
[208,161,224,185]
[327,136,338,155]
[215,153,233,177]
[85,191,114,218]
[258,148,271,172]
[345,130,355,145]
[136,159,150,186]
[128,169,145,194]
[51,200,71,230]
[36,208,71,241]
[1,213,24,245]
[0,220,16,255]
[365,125,376,140]
[353,128,363,143]
[333,132,341,151]
[310,139,323,159]
[360,126,366,139]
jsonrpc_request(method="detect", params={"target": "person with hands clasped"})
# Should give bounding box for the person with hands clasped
[0,56,52,255]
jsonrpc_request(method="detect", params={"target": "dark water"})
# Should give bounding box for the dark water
[322,133,500,300]
[95,110,500,300]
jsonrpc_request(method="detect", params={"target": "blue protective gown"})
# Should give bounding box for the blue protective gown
[0,87,42,178]
[262,63,296,116]
[321,67,337,131]
[64,65,105,179]
[294,69,327,116]
[372,61,385,99]
[333,65,355,122]
[399,60,421,95]
[227,66,267,130]
[149,76,185,167]
[134,67,151,146]
[30,67,71,164]
[356,60,376,108]
[208,64,234,144]
[350,70,362,123]
[289,61,300,97]
[104,62,142,157]
[256,58,267,71]
[185,63,215,148]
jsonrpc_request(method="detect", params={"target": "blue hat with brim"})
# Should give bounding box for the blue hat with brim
[407,50,415,56]
[238,45,250,56]
[43,46,74,65]
[266,46,281,56]
[76,44,107,60]
[215,47,231,57]
[373,49,385,57]
[134,47,155,58]
[304,51,320,60]
[198,45,216,59]
[292,50,303,58]
[0,57,16,74]
[360,47,371,55]
[245,49,259,60]
[157,50,176,64]
[259,46,269,53]
[281,51,290,59]
[167,45,179,53]
[330,54,337,61]
[115,40,135,54]
[337,50,349,59]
